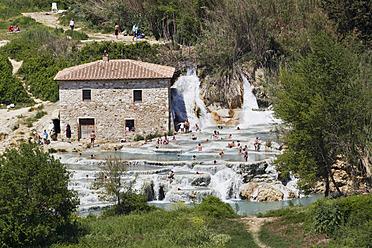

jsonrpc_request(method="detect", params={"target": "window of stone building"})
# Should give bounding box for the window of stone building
[133,90,142,102]
[82,89,91,100]
[125,119,135,132]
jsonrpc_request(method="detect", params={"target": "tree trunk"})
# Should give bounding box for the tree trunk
[328,164,344,196]
[325,168,330,197]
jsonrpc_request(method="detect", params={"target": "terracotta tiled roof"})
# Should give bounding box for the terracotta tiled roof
[54,59,175,81]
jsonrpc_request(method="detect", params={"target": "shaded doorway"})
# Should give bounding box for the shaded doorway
[79,118,95,140]
[125,119,135,132]
[52,119,60,134]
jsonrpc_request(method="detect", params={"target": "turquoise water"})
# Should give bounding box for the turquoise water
[150,194,323,216]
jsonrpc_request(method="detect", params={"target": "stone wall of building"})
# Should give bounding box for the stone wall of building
[59,79,172,142]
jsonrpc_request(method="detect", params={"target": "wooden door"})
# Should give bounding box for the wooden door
[79,118,95,140]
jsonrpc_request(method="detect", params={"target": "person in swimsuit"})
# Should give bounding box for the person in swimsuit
[197,143,202,151]
[184,119,190,133]
[168,171,174,184]
[90,130,96,147]
[244,150,248,162]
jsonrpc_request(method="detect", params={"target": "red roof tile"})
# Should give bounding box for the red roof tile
[54,59,175,81]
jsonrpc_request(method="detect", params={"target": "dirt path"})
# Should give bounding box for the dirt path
[240,216,279,248]
[22,12,162,45]
[8,58,22,74]
[0,40,9,47]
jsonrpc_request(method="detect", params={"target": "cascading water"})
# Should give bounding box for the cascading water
[239,74,277,127]
[210,168,243,200]
[171,67,212,128]
[59,69,316,215]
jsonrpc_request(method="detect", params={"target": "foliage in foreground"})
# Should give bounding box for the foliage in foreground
[262,194,372,248]
[53,196,257,248]
[0,142,79,247]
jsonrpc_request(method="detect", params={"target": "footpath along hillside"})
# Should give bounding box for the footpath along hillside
[22,11,163,45]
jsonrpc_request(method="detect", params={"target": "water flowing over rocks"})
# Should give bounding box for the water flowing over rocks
[55,66,305,212]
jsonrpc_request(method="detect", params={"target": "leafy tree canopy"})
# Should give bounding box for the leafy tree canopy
[274,32,371,196]
[0,142,79,247]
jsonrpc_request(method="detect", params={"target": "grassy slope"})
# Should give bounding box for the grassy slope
[259,194,372,248]
[52,209,259,248]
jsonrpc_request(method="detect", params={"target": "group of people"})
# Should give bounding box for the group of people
[8,25,21,33]
[33,129,50,145]
[112,23,145,40]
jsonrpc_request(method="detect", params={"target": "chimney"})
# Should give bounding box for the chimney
[102,51,109,62]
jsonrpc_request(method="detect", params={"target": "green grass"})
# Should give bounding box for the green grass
[24,110,47,127]
[51,206,258,248]
[0,15,44,42]
[260,194,372,248]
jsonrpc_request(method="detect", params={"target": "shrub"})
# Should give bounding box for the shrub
[103,192,156,217]
[312,199,343,234]
[65,30,89,40]
[48,148,58,153]
[134,134,144,141]
[0,55,33,105]
[0,143,79,247]
[196,195,238,219]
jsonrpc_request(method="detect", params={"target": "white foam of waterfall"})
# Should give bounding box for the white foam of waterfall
[286,173,301,197]
[210,168,243,200]
[171,67,212,128]
[239,74,277,127]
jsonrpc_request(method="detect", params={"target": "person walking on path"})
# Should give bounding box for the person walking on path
[69,18,74,30]
[132,24,138,41]
[90,130,96,147]
[114,23,120,39]
[43,130,48,145]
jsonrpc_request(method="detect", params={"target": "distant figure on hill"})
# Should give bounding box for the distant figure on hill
[43,130,48,145]
[114,23,119,39]
[8,25,13,32]
[132,24,138,41]
[69,18,74,30]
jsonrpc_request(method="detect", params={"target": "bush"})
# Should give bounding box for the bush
[0,55,33,105]
[102,192,156,217]
[48,148,58,153]
[196,195,238,219]
[312,199,344,234]
[0,143,79,247]
[65,29,89,40]
[134,134,144,141]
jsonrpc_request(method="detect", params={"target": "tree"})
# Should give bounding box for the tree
[274,32,370,197]
[95,156,128,205]
[0,142,79,247]
[95,156,155,216]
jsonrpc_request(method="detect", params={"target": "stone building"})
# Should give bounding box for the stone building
[54,55,175,142]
